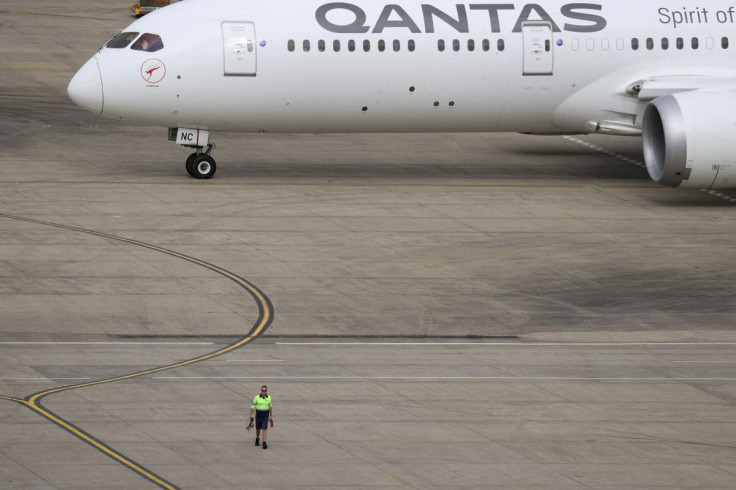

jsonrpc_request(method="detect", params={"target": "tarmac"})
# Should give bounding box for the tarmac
[1,1,735,488]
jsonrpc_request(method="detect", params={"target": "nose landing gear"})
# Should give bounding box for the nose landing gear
[185,143,216,179]
[170,127,217,179]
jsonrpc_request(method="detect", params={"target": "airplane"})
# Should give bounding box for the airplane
[67,0,736,188]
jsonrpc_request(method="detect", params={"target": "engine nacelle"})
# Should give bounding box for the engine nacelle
[643,91,736,188]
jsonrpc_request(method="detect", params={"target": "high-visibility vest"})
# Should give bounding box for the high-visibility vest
[252,394,272,411]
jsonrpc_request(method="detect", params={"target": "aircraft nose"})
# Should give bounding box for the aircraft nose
[68,57,103,114]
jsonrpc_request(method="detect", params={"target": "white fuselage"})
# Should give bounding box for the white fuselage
[67,1,736,187]
[72,1,736,133]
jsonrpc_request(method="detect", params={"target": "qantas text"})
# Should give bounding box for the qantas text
[316,3,607,34]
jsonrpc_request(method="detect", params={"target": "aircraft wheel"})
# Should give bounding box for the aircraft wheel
[185,153,198,177]
[191,155,216,179]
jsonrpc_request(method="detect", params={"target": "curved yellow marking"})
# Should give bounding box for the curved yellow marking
[17,398,176,490]
[0,213,273,489]
[26,332,265,403]
[27,339,258,400]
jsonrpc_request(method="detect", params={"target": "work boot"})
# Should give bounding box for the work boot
[255,437,260,446]
[263,442,267,450]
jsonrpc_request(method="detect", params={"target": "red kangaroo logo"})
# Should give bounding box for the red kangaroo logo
[144,65,161,80]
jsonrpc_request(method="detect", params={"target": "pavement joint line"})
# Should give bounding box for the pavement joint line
[563,135,736,203]
[673,360,736,363]
[0,378,91,380]
[11,11,116,21]
[563,135,647,168]
[0,342,215,345]
[703,188,736,203]
[275,341,736,346]
[224,359,284,362]
[151,376,736,380]
[0,63,76,70]
[0,180,658,188]
[0,212,275,490]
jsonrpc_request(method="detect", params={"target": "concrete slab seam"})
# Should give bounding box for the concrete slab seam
[563,136,736,203]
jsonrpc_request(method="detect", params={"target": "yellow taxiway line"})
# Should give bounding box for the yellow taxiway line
[0,213,274,489]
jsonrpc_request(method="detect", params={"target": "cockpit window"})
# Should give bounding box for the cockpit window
[107,32,140,49]
[131,33,164,52]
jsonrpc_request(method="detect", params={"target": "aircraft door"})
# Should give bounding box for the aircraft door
[522,22,553,76]
[222,22,257,76]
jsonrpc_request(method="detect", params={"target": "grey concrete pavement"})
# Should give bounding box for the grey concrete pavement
[1,1,736,488]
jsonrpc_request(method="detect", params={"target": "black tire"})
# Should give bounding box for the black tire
[191,155,216,179]
[185,153,198,177]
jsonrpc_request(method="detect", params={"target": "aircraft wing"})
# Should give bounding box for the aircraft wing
[633,76,736,101]
[553,69,736,136]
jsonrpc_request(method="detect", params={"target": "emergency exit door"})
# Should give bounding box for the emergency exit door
[222,22,257,76]
[522,21,553,76]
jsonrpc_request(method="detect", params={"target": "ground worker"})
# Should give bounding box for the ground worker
[248,385,273,449]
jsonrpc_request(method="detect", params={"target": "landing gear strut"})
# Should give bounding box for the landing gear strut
[185,143,216,179]
[170,128,217,179]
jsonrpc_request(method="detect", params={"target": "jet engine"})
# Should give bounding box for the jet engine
[642,91,736,188]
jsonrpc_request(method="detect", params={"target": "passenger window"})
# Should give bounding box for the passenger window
[706,37,714,49]
[363,40,370,52]
[348,40,355,52]
[586,38,594,51]
[378,40,385,52]
[453,39,460,52]
[318,40,325,52]
[616,38,624,51]
[468,39,475,52]
[723,37,730,49]
[497,39,505,51]
[288,40,295,52]
[438,39,445,52]
[408,39,415,52]
[393,40,400,52]
[571,38,579,51]
[482,39,490,51]
[692,37,699,49]
[131,33,164,52]
[661,38,669,50]
[631,38,639,50]
[601,38,609,51]
[303,40,310,52]
[676,37,684,49]
[646,38,654,50]
[107,32,139,49]
[333,40,340,52]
